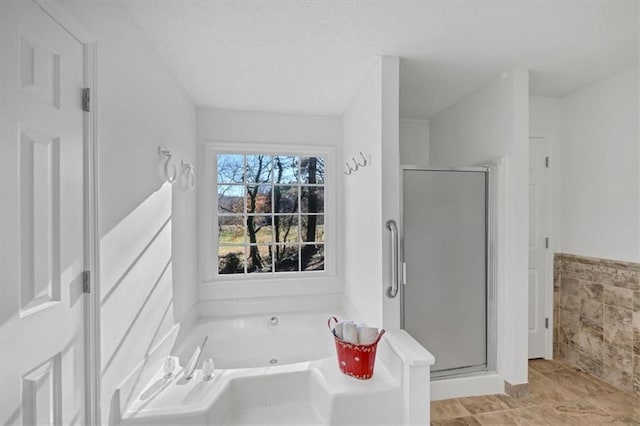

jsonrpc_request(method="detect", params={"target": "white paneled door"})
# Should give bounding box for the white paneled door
[0,1,87,424]
[528,138,551,359]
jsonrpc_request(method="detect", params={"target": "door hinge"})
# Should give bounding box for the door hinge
[82,270,91,294]
[82,88,90,112]
[545,156,550,168]
[545,237,550,249]
[545,317,549,329]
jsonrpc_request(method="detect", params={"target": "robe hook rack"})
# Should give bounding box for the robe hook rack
[158,146,177,183]
[344,151,368,176]
[158,146,196,190]
[181,160,196,190]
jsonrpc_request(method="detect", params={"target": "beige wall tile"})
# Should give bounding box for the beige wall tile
[559,323,579,348]
[601,365,634,393]
[558,343,580,365]
[561,293,580,316]
[603,325,633,349]
[604,304,632,329]
[576,326,604,359]
[604,268,637,289]
[562,277,581,296]
[635,355,640,397]
[556,254,640,395]
[630,275,639,292]
[580,299,604,330]
[577,350,603,377]
[603,285,634,309]
[603,343,633,373]
[580,281,603,301]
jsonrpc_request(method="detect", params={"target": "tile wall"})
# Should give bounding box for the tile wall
[554,253,640,397]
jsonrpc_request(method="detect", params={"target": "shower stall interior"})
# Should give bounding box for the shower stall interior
[401,167,494,378]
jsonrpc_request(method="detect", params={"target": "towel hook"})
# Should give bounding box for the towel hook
[356,152,368,167]
[181,160,196,190]
[344,161,357,175]
[351,157,360,171]
[344,152,369,175]
[158,146,177,183]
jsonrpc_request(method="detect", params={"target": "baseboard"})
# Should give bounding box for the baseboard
[504,380,529,398]
[431,373,504,401]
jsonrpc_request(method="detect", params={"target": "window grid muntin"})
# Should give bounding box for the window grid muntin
[216,153,325,275]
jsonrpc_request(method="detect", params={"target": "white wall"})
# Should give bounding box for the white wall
[400,119,429,166]
[380,58,401,329]
[429,70,530,386]
[61,1,197,423]
[197,109,342,147]
[342,61,383,325]
[559,67,639,263]
[530,97,561,134]
[530,97,562,252]
[430,73,520,166]
[342,57,400,328]
[196,109,343,302]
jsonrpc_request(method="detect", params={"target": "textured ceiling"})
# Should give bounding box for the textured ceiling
[120,1,638,119]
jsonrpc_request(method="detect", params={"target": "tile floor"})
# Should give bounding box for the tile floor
[430,359,640,425]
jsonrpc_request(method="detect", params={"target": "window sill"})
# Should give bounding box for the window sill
[199,275,340,300]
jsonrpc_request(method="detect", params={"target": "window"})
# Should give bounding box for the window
[214,151,327,276]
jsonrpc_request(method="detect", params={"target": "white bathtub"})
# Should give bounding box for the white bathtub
[114,311,434,426]
[172,312,336,369]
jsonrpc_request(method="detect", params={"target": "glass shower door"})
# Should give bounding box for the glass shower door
[402,167,488,376]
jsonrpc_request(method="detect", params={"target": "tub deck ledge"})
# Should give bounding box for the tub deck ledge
[119,357,400,425]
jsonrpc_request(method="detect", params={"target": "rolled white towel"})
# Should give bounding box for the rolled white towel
[334,321,344,340]
[343,322,358,344]
[357,326,379,345]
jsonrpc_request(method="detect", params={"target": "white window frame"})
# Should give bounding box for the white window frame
[201,141,337,285]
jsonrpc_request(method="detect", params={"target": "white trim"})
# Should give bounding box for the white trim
[486,160,501,373]
[34,0,95,43]
[84,41,102,426]
[491,156,510,387]
[431,373,504,401]
[34,2,101,424]
[200,141,337,296]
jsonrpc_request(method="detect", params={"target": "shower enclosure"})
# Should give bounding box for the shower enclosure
[401,167,494,378]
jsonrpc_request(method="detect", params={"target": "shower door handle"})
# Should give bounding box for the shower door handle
[385,219,399,298]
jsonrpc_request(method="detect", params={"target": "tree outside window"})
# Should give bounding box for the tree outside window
[217,153,325,275]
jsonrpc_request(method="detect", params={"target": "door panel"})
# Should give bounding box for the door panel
[402,169,487,373]
[528,138,550,358]
[1,1,86,424]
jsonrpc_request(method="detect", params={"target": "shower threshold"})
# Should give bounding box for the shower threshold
[431,364,488,380]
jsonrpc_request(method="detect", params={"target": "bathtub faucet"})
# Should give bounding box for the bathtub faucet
[184,334,209,380]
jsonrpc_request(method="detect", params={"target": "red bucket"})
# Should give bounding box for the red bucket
[327,317,385,380]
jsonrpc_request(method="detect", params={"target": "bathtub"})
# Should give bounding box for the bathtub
[114,311,434,425]
[172,312,336,369]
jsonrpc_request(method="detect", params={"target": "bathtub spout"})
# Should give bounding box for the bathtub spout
[184,334,209,380]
